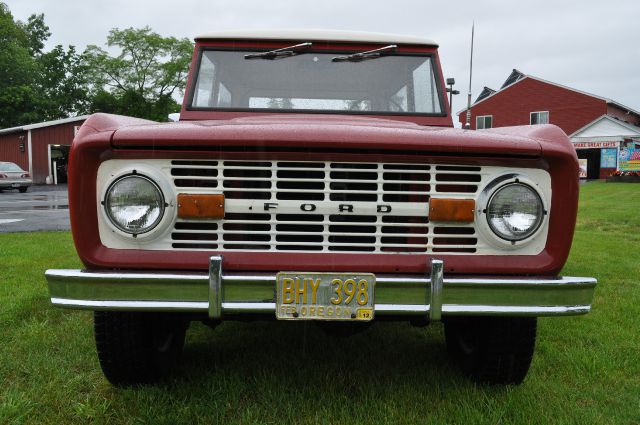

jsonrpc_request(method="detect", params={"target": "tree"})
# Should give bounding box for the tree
[20,13,50,55]
[85,27,193,121]
[346,99,369,111]
[0,3,88,128]
[35,45,90,120]
[267,98,295,109]
[0,3,39,127]
[0,3,193,127]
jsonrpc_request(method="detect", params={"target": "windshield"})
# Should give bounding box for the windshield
[0,163,24,172]
[190,49,444,115]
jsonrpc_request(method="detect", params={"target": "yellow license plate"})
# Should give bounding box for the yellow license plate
[276,272,375,321]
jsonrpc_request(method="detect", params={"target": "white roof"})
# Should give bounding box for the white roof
[0,115,89,135]
[570,115,640,139]
[196,29,437,46]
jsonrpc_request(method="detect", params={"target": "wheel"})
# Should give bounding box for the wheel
[444,316,537,385]
[18,187,28,193]
[94,311,189,386]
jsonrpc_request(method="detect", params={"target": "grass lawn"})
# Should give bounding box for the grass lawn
[1,181,638,424]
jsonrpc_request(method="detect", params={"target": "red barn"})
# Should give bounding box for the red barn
[458,70,640,178]
[0,116,87,185]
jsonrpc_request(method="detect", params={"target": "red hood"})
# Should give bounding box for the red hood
[101,114,547,157]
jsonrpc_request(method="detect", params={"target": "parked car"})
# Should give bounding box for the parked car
[0,161,31,192]
[45,30,597,386]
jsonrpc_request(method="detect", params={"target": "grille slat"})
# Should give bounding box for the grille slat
[169,160,480,253]
[171,229,432,237]
[173,187,438,195]
[169,240,474,249]
[178,220,430,227]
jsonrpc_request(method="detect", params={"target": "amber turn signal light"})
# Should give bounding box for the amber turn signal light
[177,194,225,219]
[429,198,475,222]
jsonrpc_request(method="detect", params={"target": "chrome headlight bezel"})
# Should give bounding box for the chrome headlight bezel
[476,174,549,248]
[485,182,545,241]
[103,173,166,236]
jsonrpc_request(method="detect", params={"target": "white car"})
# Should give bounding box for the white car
[0,162,32,193]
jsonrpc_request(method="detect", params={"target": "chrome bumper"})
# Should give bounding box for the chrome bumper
[46,258,597,320]
[0,179,31,188]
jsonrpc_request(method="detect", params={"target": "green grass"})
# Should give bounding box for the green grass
[1,181,639,424]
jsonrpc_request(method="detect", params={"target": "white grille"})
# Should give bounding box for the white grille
[169,160,481,253]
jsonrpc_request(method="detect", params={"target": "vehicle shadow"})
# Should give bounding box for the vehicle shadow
[174,320,466,396]
[96,318,517,422]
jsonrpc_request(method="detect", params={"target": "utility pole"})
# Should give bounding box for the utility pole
[464,23,475,129]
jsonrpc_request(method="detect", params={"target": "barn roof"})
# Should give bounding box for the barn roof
[0,115,89,136]
[475,86,497,103]
[457,71,640,117]
[570,114,640,139]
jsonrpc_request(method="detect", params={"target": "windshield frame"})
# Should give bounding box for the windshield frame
[185,46,448,118]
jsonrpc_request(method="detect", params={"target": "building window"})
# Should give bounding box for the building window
[476,115,493,129]
[530,111,549,125]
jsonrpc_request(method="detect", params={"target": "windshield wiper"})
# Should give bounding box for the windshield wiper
[244,42,313,60]
[331,44,397,62]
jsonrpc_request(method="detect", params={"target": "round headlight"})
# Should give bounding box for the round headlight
[104,175,165,234]
[486,183,544,241]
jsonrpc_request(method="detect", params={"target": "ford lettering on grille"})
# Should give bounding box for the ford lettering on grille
[169,160,480,254]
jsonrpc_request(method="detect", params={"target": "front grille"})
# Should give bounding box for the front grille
[169,160,480,253]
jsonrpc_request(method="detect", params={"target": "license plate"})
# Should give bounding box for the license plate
[11,183,20,188]
[276,272,375,321]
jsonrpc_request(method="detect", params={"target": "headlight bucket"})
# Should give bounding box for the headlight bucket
[486,183,544,241]
[104,174,165,235]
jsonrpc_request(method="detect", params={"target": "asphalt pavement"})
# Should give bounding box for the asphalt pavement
[0,185,70,233]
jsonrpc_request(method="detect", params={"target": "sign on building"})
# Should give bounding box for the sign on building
[600,148,617,168]
[619,148,640,171]
[573,141,619,149]
[578,159,588,178]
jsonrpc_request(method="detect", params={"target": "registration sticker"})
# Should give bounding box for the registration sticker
[276,272,375,321]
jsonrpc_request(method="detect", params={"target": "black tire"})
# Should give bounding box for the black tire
[94,311,189,386]
[444,316,537,385]
[18,187,28,193]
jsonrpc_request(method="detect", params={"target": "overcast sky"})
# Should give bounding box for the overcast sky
[6,0,640,116]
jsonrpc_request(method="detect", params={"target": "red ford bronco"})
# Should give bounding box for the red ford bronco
[46,30,596,386]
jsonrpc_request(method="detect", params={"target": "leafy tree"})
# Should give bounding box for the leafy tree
[0,3,39,127]
[35,45,90,120]
[0,3,87,128]
[20,13,50,55]
[0,3,193,127]
[85,27,193,121]
[281,98,294,109]
[346,99,369,111]
[267,98,295,109]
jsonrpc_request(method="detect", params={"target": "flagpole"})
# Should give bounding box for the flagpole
[464,23,475,129]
